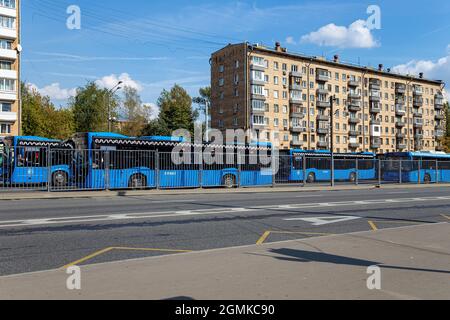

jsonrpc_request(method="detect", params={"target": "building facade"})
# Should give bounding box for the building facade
[0,0,20,137]
[211,43,447,153]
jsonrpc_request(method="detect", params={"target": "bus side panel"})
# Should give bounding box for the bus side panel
[289,169,304,182]
[12,167,48,184]
[159,170,199,188]
[88,169,107,190]
[240,169,272,186]
[202,170,229,187]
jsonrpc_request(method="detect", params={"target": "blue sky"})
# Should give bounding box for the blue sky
[22,0,450,113]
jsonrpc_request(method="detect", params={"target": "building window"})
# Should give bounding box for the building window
[0,15,15,29]
[0,102,11,112]
[0,60,12,70]
[0,0,15,9]
[0,122,11,134]
[0,39,12,49]
[0,78,15,91]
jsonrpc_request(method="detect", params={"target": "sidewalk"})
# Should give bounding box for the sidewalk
[1,183,450,201]
[1,223,449,300]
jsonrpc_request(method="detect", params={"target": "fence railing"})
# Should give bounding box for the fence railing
[0,146,449,192]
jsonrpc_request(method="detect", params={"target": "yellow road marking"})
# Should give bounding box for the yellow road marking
[368,221,378,231]
[256,230,331,245]
[441,214,450,221]
[63,247,115,269]
[62,247,192,269]
[256,231,271,245]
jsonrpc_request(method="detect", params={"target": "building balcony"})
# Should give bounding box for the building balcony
[291,140,304,147]
[396,121,406,128]
[397,143,407,150]
[349,142,360,149]
[413,86,423,96]
[436,130,445,138]
[413,121,423,129]
[250,63,266,71]
[435,114,445,120]
[0,6,17,18]
[251,122,267,129]
[0,48,17,60]
[348,92,361,100]
[316,88,329,95]
[369,93,381,102]
[435,102,444,110]
[290,109,305,118]
[348,117,361,124]
[395,105,406,116]
[251,94,266,101]
[0,27,17,39]
[370,119,381,125]
[348,104,361,112]
[316,114,330,122]
[369,79,381,90]
[290,71,303,78]
[415,133,424,140]
[291,126,306,133]
[317,141,329,148]
[0,111,17,122]
[289,84,302,91]
[250,79,266,86]
[413,111,423,118]
[0,69,17,79]
[0,90,17,101]
[348,130,361,136]
[317,127,329,135]
[316,101,331,108]
[289,97,303,104]
[316,70,331,82]
[370,104,381,113]
[348,80,360,87]
[395,84,406,94]
[371,138,381,149]
[413,98,423,107]
[252,108,265,116]
[396,132,406,139]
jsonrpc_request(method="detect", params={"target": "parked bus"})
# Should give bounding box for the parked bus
[276,149,377,183]
[67,132,273,190]
[0,136,73,187]
[382,151,450,183]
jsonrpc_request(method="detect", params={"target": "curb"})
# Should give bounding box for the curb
[0,183,449,201]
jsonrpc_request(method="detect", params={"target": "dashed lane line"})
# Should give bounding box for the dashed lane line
[1,196,449,229]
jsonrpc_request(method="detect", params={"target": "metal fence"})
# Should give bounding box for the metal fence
[1,146,449,192]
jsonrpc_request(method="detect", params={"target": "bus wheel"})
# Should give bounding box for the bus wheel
[52,171,68,188]
[423,174,431,184]
[223,175,236,188]
[129,174,147,189]
[349,172,357,183]
[306,173,316,183]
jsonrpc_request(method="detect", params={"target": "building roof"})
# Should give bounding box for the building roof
[213,43,445,86]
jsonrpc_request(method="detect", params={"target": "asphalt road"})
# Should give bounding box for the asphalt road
[0,186,449,276]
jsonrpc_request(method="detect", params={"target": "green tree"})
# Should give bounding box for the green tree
[443,102,450,152]
[70,82,119,132]
[21,83,75,139]
[118,86,153,136]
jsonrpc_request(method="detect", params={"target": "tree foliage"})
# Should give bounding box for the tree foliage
[143,84,197,136]
[70,82,119,133]
[21,83,74,139]
[118,86,153,136]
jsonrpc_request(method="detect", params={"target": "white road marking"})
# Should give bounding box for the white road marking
[0,196,449,229]
[284,216,361,226]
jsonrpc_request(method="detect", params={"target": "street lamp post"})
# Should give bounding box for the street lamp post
[330,95,337,187]
[106,81,123,132]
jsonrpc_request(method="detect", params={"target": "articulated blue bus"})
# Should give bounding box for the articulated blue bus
[276,149,377,183]
[67,132,273,190]
[382,151,450,183]
[0,136,72,187]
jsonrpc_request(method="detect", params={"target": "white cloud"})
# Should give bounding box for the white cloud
[142,102,160,120]
[95,73,143,92]
[285,36,297,45]
[301,20,378,49]
[393,52,450,100]
[27,83,77,101]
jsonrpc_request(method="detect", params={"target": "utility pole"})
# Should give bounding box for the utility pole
[330,95,336,187]
[106,81,123,132]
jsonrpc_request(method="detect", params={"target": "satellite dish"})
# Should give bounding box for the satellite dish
[16,44,23,53]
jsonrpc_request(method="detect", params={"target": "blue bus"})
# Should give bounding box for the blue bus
[68,132,273,190]
[276,149,377,183]
[0,136,73,187]
[382,151,450,183]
